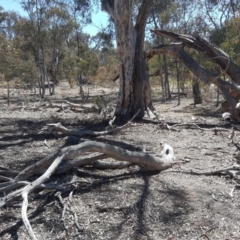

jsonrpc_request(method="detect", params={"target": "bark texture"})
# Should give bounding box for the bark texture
[101,0,154,118]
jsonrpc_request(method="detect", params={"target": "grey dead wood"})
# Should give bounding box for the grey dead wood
[0,111,141,194]
[0,141,175,209]
[12,100,96,113]
[21,155,65,240]
[0,107,175,239]
[57,193,68,232]
[167,123,231,132]
[43,108,138,137]
[55,153,107,174]
[56,191,83,237]
[14,141,174,181]
[177,164,240,177]
[92,160,133,169]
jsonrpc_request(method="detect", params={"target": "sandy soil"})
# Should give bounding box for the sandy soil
[0,83,240,240]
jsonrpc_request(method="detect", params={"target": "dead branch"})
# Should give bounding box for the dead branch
[14,140,174,181]
[42,109,140,137]
[168,123,230,132]
[11,100,98,113]
[21,155,65,239]
[67,192,83,234]
[55,153,107,174]
[92,160,133,169]
[57,193,68,232]
[158,121,232,133]
[177,164,240,177]
[0,140,174,209]
[43,121,128,137]
[0,110,175,239]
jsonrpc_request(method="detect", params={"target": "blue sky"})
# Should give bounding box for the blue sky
[0,0,108,36]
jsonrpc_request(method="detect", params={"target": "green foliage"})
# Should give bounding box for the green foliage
[1,0,239,94]
[0,36,21,82]
[209,27,226,46]
[220,17,240,65]
[0,34,38,85]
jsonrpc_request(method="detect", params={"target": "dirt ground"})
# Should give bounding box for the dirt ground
[0,83,240,240]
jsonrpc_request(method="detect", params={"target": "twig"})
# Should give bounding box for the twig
[57,193,68,232]
[21,155,65,240]
[179,164,240,176]
[44,139,50,148]
[67,191,83,234]
[229,186,235,198]
[168,122,230,132]
[109,116,116,128]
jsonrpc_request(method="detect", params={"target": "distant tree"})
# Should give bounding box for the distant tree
[18,0,86,97]
[0,35,22,105]
[220,17,240,65]
[149,0,208,104]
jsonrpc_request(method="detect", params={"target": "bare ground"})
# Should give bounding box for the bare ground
[0,83,240,240]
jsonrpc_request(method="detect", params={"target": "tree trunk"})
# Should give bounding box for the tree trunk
[38,74,45,99]
[78,73,85,101]
[163,54,171,99]
[44,65,55,95]
[7,82,10,106]
[102,0,154,119]
[176,62,181,105]
[158,56,166,101]
[192,78,202,105]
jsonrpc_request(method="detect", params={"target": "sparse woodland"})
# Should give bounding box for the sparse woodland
[1,0,240,239]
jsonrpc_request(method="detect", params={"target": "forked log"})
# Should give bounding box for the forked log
[1,141,175,201]
[0,141,175,205]
[12,141,174,183]
[0,140,174,239]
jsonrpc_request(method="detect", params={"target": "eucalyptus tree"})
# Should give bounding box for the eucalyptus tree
[101,0,155,119]
[148,0,174,100]
[19,0,54,97]
[220,16,240,65]
[205,0,240,29]
[0,6,7,33]
[44,3,79,88]
[0,8,22,40]
[0,35,23,105]
[18,0,82,97]
[0,10,31,103]
[65,0,92,96]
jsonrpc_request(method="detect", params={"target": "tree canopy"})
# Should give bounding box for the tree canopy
[0,0,240,116]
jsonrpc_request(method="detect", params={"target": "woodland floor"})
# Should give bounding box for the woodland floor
[0,82,240,240]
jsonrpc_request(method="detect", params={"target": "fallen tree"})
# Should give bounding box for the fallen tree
[149,29,240,122]
[0,116,175,239]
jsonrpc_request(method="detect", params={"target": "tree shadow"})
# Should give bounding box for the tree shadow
[0,168,191,239]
